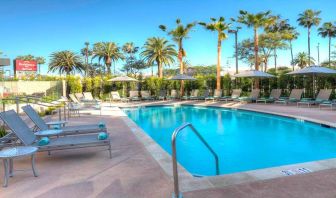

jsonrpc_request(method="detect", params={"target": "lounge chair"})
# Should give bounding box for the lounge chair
[141,90,155,100]
[181,90,192,100]
[129,91,140,101]
[220,89,242,102]
[83,92,101,103]
[22,105,106,135]
[69,94,81,104]
[109,91,129,103]
[75,93,85,102]
[167,90,178,100]
[274,89,303,105]
[190,89,200,100]
[205,90,222,101]
[256,89,282,104]
[158,90,166,100]
[319,99,336,110]
[0,110,111,158]
[198,89,210,100]
[297,89,332,107]
[238,89,260,103]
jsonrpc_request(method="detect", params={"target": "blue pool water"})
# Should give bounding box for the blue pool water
[123,105,336,176]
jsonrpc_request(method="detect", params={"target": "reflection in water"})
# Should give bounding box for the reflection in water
[124,106,336,176]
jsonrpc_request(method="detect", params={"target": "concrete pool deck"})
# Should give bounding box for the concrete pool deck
[1,101,336,197]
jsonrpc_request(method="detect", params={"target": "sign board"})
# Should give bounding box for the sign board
[14,60,37,71]
[0,58,10,66]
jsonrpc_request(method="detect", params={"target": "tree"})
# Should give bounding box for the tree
[199,17,230,90]
[292,52,315,68]
[80,42,93,76]
[297,9,321,66]
[35,57,46,75]
[92,42,124,75]
[286,28,300,70]
[159,19,195,94]
[122,42,139,57]
[16,54,35,61]
[141,37,177,78]
[48,51,84,75]
[238,10,276,71]
[318,22,336,66]
[121,56,148,76]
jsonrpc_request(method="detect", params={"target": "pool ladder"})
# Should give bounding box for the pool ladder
[171,122,220,198]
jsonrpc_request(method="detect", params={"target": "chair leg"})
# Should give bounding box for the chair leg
[3,159,9,187]
[108,143,112,159]
[31,154,38,177]
[9,159,13,177]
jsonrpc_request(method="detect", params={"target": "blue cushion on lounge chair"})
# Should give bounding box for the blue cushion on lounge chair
[98,122,105,129]
[98,132,108,140]
[53,125,61,130]
[38,137,50,146]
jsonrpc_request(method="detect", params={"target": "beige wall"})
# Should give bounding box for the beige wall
[0,80,64,97]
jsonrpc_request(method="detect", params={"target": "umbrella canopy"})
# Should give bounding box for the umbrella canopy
[287,65,336,75]
[168,74,196,81]
[234,70,275,78]
[107,76,138,82]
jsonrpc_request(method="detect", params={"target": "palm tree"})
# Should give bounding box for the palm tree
[297,9,321,66]
[16,54,35,61]
[292,52,315,68]
[238,10,276,71]
[122,42,139,57]
[80,42,92,76]
[199,17,230,90]
[159,19,195,94]
[141,37,177,78]
[318,22,336,66]
[286,28,300,70]
[35,57,45,75]
[48,51,84,75]
[92,42,124,75]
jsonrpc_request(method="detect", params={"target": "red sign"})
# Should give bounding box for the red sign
[15,60,37,71]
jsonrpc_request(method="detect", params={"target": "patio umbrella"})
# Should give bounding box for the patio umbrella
[168,74,196,96]
[107,76,138,96]
[287,65,336,98]
[234,70,275,90]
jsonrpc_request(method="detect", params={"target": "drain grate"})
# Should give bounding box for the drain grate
[282,168,312,176]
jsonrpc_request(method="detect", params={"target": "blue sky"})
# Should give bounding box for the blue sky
[0,0,335,75]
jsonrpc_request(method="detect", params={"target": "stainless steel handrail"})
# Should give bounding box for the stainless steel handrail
[171,122,220,198]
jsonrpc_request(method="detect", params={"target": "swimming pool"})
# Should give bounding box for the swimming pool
[123,105,336,176]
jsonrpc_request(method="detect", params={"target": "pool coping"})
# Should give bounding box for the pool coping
[120,103,336,193]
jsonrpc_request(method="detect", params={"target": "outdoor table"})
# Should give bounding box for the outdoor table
[0,146,38,187]
[34,129,62,137]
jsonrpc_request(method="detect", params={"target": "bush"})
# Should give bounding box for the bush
[0,125,6,138]
[66,76,82,94]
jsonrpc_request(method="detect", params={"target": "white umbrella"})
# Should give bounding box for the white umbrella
[168,74,196,96]
[234,70,275,90]
[108,76,138,96]
[234,70,274,78]
[287,66,336,98]
[107,76,138,82]
[169,74,196,81]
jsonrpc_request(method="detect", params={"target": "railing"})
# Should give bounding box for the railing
[0,96,67,121]
[171,122,219,198]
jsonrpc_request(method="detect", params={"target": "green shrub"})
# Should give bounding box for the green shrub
[66,76,82,94]
[0,125,6,138]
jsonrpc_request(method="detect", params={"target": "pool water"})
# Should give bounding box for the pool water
[123,105,336,176]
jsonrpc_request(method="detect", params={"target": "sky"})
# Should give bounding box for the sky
[0,0,335,75]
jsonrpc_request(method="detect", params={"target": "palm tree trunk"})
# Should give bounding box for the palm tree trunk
[274,48,277,72]
[157,60,163,78]
[254,27,259,70]
[216,35,221,91]
[308,27,311,66]
[254,27,259,88]
[178,41,184,96]
[290,40,294,71]
[329,36,331,67]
